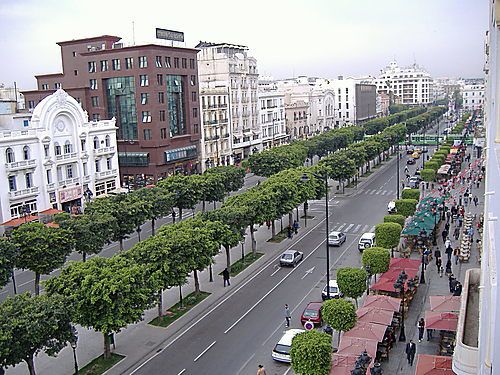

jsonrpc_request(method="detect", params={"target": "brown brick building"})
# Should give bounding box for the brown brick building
[23,35,201,187]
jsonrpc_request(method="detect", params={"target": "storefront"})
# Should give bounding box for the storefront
[59,186,83,213]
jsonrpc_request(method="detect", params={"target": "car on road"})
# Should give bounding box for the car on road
[409,176,422,189]
[300,302,323,326]
[279,250,303,267]
[358,232,376,252]
[328,231,346,246]
[411,152,421,159]
[387,201,397,214]
[406,148,415,154]
[322,279,343,300]
[406,158,416,165]
[272,329,305,363]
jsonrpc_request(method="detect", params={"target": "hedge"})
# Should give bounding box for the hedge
[401,189,420,200]
[361,247,391,275]
[420,168,436,182]
[375,222,402,249]
[395,199,418,217]
[383,214,406,227]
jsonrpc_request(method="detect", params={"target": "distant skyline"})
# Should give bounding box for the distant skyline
[0,0,488,89]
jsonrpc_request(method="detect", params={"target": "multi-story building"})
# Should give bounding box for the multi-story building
[197,42,261,163]
[284,98,309,140]
[373,61,433,105]
[22,35,201,187]
[0,89,120,228]
[462,83,485,111]
[258,89,287,149]
[0,84,25,112]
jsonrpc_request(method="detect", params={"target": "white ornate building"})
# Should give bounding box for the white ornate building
[462,83,485,111]
[0,89,120,227]
[258,88,287,149]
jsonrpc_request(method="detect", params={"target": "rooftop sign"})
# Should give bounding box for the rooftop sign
[156,28,184,42]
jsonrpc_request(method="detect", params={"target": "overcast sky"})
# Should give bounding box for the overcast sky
[0,0,488,90]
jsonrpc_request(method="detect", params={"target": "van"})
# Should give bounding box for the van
[358,232,376,252]
[272,329,305,363]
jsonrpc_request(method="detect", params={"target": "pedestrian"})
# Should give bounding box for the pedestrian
[454,226,460,240]
[417,318,425,342]
[436,257,442,275]
[287,225,293,239]
[257,365,267,375]
[449,275,456,293]
[284,304,291,327]
[473,196,479,206]
[406,340,416,366]
[444,237,451,249]
[445,259,453,277]
[405,166,409,174]
[445,245,453,261]
[434,248,442,261]
[427,328,434,340]
[292,220,299,235]
[453,247,460,265]
[453,282,463,296]
[442,229,448,244]
[222,268,230,287]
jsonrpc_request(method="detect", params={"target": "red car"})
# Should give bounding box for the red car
[300,302,323,326]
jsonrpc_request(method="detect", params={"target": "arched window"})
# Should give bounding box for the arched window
[93,136,99,149]
[5,148,14,163]
[54,142,61,156]
[23,146,30,160]
[105,135,111,147]
[64,141,72,154]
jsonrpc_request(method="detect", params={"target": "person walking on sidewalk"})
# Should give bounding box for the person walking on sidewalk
[444,237,451,250]
[284,304,291,327]
[417,318,425,342]
[222,268,231,287]
[445,245,453,262]
[454,226,460,240]
[292,220,299,235]
[287,225,293,239]
[436,257,443,277]
[257,364,267,375]
[406,340,417,366]
[453,247,460,265]
[473,195,479,206]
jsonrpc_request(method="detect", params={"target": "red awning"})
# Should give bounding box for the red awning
[39,208,64,215]
[356,307,394,326]
[362,295,401,312]
[381,268,419,282]
[389,258,422,270]
[424,311,458,331]
[415,354,453,374]
[337,337,378,360]
[1,216,40,227]
[429,296,461,312]
[329,353,369,375]
[370,276,412,293]
[342,321,386,342]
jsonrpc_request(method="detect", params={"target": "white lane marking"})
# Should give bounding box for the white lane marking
[236,353,256,375]
[337,223,346,231]
[193,341,216,362]
[353,224,362,233]
[224,240,326,334]
[270,267,281,277]
[177,370,186,375]
[129,217,328,375]
[381,190,387,195]
[345,223,354,232]
[302,267,315,280]
[283,366,293,375]
[369,226,375,232]
[362,224,370,233]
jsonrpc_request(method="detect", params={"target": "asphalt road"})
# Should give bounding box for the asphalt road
[129,149,417,375]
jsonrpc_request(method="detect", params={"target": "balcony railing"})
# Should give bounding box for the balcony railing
[95,169,118,180]
[94,146,116,156]
[59,177,81,187]
[5,159,37,171]
[8,186,39,199]
[56,152,78,162]
[204,120,218,125]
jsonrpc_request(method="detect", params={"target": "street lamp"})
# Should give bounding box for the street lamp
[302,172,330,298]
[69,326,79,375]
[431,200,438,246]
[393,271,417,342]
[357,350,372,372]
[396,143,400,199]
[365,265,372,296]
[370,362,383,375]
[420,251,426,284]
[351,363,365,375]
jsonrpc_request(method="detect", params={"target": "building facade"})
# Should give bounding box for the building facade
[0,89,120,226]
[462,83,485,111]
[258,90,287,149]
[197,42,261,163]
[23,35,201,187]
[284,99,309,140]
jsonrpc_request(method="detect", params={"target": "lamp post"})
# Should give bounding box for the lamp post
[396,143,400,199]
[357,350,372,372]
[69,326,79,375]
[370,362,383,375]
[431,201,438,246]
[302,173,330,298]
[365,265,372,296]
[393,270,413,342]
[420,251,426,284]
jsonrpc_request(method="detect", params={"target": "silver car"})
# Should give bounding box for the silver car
[328,231,346,246]
[279,250,303,267]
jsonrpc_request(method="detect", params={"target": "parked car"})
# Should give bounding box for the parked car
[358,232,376,252]
[272,329,305,363]
[411,152,421,159]
[328,231,346,246]
[300,302,323,326]
[322,279,343,300]
[279,249,303,267]
[407,158,416,165]
[387,201,397,214]
[409,176,421,189]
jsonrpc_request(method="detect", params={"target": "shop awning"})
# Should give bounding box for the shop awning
[415,354,453,375]
[437,164,451,175]
[356,306,394,326]
[1,216,40,227]
[337,337,378,360]
[39,208,64,215]
[362,295,401,312]
[342,321,386,342]
[381,268,419,282]
[429,296,461,312]
[389,258,422,270]
[424,311,458,331]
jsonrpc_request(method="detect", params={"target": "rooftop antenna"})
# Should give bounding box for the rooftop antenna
[413,53,416,66]
[132,21,136,46]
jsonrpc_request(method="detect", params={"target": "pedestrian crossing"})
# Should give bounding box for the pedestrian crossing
[330,223,376,234]
[363,189,397,196]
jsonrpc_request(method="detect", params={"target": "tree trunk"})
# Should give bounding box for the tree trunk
[136,227,141,242]
[82,252,87,262]
[225,245,231,273]
[193,270,200,295]
[271,220,276,238]
[213,201,216,210]
[26,354,36,375]
[202,200,206,213]
[151,218,156,236]
[157,290,164,317]
[179,207,183,220]
[289,212,293,227]
[34,272,40,296]
[295,207,299,221]
[119,238,124,252]
[12,268,17,294]
[179,285,183,307]
[103,332,111,359]
[250,225,257,256]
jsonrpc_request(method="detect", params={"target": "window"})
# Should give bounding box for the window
[140,93,149,105]
[140,75,149,86]
[189,59,195,69]
[88,61,97,73]
[112,59,121,70]
[193,107,198,118]
[28,100,35,109]
[157,74,163,85]
[160,128,167,139]
[105,135,111,147]
[8,176,16,191]
[80,139,86,151]
[155,56,162,68]
[158,92,165,103]
[346,95,349,101]
[54,143,61,156]
[96,182,105,196]
[143,129,152,140]
[191,91,197,102]
[90,79,98,90]
[166,75,186,137]
[95,160,100,172]
[54,83,61,89]
[44,144,49,157]
[338,103,342,109]
[190,75,196,86]
[57,166,63,181]
[22,146,30,160]
[125,57,134,69]
[346,103,349,110]
[159,110,166,121]
[64,141,72,154]
[74,70,78,76]
[46,169,52,184]
[100,60,108,71]
[92,113,100,121]
[83,163,88,176]
[346,111,349,118]
[25,172,33,188]
[193,123,199,133]
[139,56,147,68]
[93,136,99,149]
[106,158,112,170]
[72,51,77,57]
[41,84,49,90]
[174,57,179,68]
[142,111,152,123]
[5,148,14,163]
[91,96,99,107]
[182,58,187,69]
[66,165,73,179]
[165,57,171,68]
[22,119,28,127]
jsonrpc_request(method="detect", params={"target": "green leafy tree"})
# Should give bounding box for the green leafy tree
[290,331,332,375]
[12,222,75,295]
[198,173,226,212]
[0,293,73,375]
[247,144,308,177]
[401,189,420,200]
[322,299,357,345]
[375,222,402,251]
[159,174,202,220]
[420,168,436,182]
[424,161,439,172]
[319,152,356,192]
[45,256,157,359]
[54,212,115,261]
[383,214,406,227]
[0,237,18,289]
[395,199,418,217]
[336,268,368,307]
[133,187,174,235]
[361,247,391,275]
[205,165,246,195]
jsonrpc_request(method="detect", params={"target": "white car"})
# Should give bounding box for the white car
[322,279,343,300]
[272,329,305,363]
[328,231,347,246]
[387,201,397,214]
[279,250,303,267]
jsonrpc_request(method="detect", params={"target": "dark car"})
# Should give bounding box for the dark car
[406,148,415,154]
[407,158,416,165]
[300,302,323,326]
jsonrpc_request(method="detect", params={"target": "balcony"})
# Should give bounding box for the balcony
[94,146,116,156]
[5,159,37,171]
[47,182,56,191]
[8,186,39,199]
[56,152,78,162]
[452,268,480,375]
[59,177,81,187]
[95,169,118,180]
[204,120,218,125]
